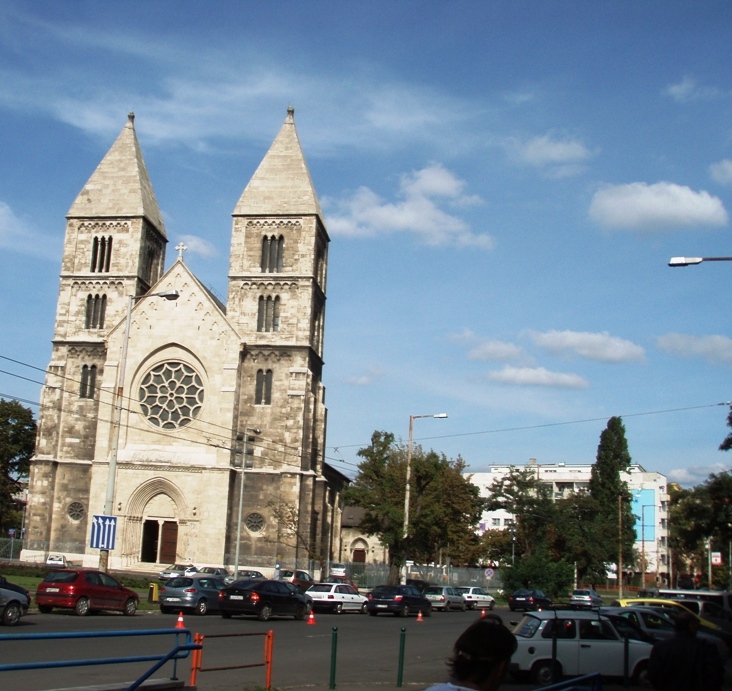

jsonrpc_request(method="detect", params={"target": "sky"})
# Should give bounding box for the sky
[1,1,732,488]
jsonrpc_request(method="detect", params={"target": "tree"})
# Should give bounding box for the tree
[500,543,574,600]
[588,416,636,576]
[0,399,36,532]
[343,430,484,583]
[718,405,732,451]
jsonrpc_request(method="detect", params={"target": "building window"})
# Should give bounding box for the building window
[67,502,85,521]
[138,361,204,429]
[257,296,280,332]
[79,364,97,399]
[90,236,113,273]
[491,518,500,527]
[504,518,515,526]
[85,294,107,329]
[245,512,265,533]
[261,235,284,273]
[255,369,273,405]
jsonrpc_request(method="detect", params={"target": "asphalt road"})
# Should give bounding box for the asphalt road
[0,606,657,691]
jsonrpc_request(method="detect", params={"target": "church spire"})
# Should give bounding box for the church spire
[234,106,324,219]
[67,113,166,237]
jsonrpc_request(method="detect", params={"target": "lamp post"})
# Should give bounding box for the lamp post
[233,426,260,581]
[401,412,447,583]
[669,256,732,266]
[99,289,179,572]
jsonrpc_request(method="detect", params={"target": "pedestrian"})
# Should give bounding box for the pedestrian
[648,611,724,691]
[425,615,517,691]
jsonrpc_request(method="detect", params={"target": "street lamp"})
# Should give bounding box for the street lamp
[402,412,447,583]
[668,256,732,267]
[99,289,179,572]
[233,426,260,581]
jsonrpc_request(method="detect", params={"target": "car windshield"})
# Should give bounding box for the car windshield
[230,580,258,590]
[198,568,219,574]
[573,590,592,596]
[166,578,193,588]
[514,589,532,596]
[372,586,399,597]
[43,571,77,583]
[513,615,542,638]
[308,584,333,593]
[423,587,443,594]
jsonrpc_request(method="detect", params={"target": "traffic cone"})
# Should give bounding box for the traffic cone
[480,607,487,618]
[417,610,423,622]
[307,610,316,625]
[175,611,185,629]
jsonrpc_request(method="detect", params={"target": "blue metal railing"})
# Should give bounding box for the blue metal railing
[0,627,201,691]
[541,672,603,690]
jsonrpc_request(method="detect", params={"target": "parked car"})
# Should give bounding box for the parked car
[611,597,719,631]
[670,598,732,625]
[307,583,367,614]
[45,554,71,568]
[328,562,347,578]
[196,567,234,584]
[600,606,729,659]
[422,585,466,612]
[366,585,432,617]
[159,575,227,615]
[158,564,198,581]
[0,586,28,626]
[509,609,652,686]
[233,569,266,582]
[508,588,552,611]
[279,569,315,593]
[0,574,31,603]
[218,579,310,621]
[36,569,138,616]
[569,588,603,609]
[456,586,495,610]
[322,575,359,589]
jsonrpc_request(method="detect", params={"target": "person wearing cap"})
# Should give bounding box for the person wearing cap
[425,615,518,691]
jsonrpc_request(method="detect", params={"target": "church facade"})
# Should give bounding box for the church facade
[23,108,347,573]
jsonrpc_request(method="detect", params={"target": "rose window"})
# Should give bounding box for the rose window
[245,512,265,533]
[139,361,204,429]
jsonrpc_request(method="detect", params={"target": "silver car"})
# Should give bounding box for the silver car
[158,563,198,581]
[422,585,466,611]
[570,588,603,609]
[159,575,226,615]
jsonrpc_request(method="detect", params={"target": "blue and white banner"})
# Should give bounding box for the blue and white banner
[90,515,117,550]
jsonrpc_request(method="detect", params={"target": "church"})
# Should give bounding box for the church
[23,108,348,574]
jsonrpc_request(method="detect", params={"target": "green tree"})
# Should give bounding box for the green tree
[343,430,483,583]
[588,416,636,576]
[500,543,574,600]
[718,404,732,451]
[0,399,36,531]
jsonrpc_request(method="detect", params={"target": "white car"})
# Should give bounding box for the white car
[509,610,652,686]
[158,563,198,581]
[456,586,495,610]
[328,562,347,578]
[45,554,71,568]
[306,583,367,614]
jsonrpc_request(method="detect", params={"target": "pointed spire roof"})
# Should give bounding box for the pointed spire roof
[234,107,324,219]
[68,113,166,237]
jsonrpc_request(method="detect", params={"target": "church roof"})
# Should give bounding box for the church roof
[234,107,324,220]
[67,113,166,236]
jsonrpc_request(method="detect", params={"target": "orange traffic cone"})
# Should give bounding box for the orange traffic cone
[175,611,185,629]
[480,607,487,618]
[307,610,316,625]
[417,610,423,622]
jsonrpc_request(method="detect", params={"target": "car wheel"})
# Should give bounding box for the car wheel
[334,602,343,615]
[532,660,560,686]
[444,601,450,612]
[488,601,495,610]
[123,598,137,616]
[195,599,208,616]
[221,610,232,619]
[294,604,308,620]
[258,604,273,621]
[633,662,650,687]
[460,601,467,611]
[2,602,21,626]
[361,602,368,614]
[399,605,409,618]
[38,605,52,614]
[74,597,90,616]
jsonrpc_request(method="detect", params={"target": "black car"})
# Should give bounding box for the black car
[218,579,310,621]
[366,585,432,617]
[508,588,552,611]
[0,574,30,603]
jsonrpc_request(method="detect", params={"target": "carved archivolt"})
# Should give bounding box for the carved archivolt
[126,477,189,519]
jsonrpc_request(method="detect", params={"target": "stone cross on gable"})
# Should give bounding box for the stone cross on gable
[175,242,188,260]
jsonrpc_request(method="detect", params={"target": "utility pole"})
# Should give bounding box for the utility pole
[618,495,623,599]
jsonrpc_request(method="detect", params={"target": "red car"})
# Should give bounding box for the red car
[36,569,139,616]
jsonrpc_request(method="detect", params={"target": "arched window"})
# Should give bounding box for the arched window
[260,235,284,273]
[255,369,273,405]
[90,236,113,272]
[79,364,97,399]
[257,296,281,332]
[85,294,107,329]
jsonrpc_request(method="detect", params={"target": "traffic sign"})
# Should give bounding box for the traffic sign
[484,568,494,578]
[90,515,117,550]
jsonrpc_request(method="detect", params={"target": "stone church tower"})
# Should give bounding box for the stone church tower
[24,109,346,573]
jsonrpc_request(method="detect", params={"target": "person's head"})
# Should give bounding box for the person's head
[674,611,699,636]
[447,615,518,691]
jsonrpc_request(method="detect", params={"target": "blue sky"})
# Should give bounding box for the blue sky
[2,1,732,487]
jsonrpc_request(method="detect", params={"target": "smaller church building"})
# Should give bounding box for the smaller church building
[23,108,348,573]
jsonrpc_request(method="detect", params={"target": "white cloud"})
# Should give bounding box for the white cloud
[468,340,523,361]
[667,463,730,487]
[663,75,722,103]
[513,134,592,177]
[0,200,60,260]
[177,235,217,258]
[710,159,732,186]
[487,366,588,388]
[657,333,732,364]
[530,330,645,363]
[343,366,384,386]
[589,182,728,230]
[325,164,493,248]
